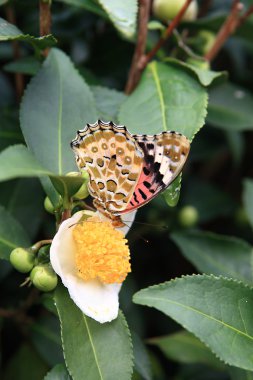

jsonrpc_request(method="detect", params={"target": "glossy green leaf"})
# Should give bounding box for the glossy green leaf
[171,231,253,284]
[20,48,97,175]
[4,57,41,75]
[97,0,137,38]
[165,58,227,87]
[44,364,71,380]
[55,0,107,18]
[55,284,133,380]
[91,86,126,123]
[0,145,84,200]
[119,61,208,140]
[243,179,253,230]
[132,332,152,380]
[0,205,30,260]
[207,83,253,131]
[148,330,224,370]
[163,174,181,207]
[0,145,52,181]
[0,17,56,49]
[3,344,48,380]
[134,275,253,371]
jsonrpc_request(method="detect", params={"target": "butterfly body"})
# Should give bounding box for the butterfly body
[71,120,190,226]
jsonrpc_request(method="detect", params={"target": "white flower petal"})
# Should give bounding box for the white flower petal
[50,210,135,323]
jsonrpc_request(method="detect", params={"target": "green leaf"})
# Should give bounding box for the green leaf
[165,58,227,87]
[207,83,253,131]
[44,364,71,380]
[31,316,63,367]
[0,205,31,260]
[55,284,133,380]
[132,332,152,380]
[3,344,48,380]
[0,0,8,5]
[243,179,253,230]
[0,145,52,181]
[55,0,107,18]
[148,330,224,370]
[163,174,181,207]
[0,145,84,200]
[0,17,56,50]
[97,0,137,38]
[91,86,127,123]
[20,48,98,175]
[229,367,253,380]
[171,231,253,284]
[119,61,208,141]
[4,56,41,75]
[134,275,253,371]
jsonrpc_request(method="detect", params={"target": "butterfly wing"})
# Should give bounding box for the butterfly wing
[71,120,144,215]
[119,131,190,214]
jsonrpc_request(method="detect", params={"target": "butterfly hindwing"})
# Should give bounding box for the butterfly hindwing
[121,131,190,214]
[71,120,144,215]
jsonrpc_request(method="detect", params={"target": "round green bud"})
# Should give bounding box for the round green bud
[178,205,199,227]
[186,58,210,70]
[81,170,89,181]
[10,247,35,273]
[30,265,58,292]
[44,196,55,214]
[153,0,198,23]
[73,183,89,200]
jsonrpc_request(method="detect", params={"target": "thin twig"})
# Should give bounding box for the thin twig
[39,0,52,56]
[125,0,151,94]
[238,5,253,27]
[143,0,194,65]
[5,6,24,102]
[205,0,243,61]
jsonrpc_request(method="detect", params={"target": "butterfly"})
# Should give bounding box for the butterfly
[71,120,190,227]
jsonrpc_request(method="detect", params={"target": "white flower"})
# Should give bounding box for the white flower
[50,210,135,323]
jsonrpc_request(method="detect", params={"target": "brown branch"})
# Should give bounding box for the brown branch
[125,0,151,94]
[39,0,52,56]
[238,5,253,27]
[5,6,24,102]
[204,0,243,61]
[144,0,194,65]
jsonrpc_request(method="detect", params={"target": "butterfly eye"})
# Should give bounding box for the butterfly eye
[102,143,108,150]
[92,146,98,153]
[111,143,116,148]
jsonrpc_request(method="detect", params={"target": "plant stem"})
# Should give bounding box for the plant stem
[205,0,243,61]
[238,5,253,27]
[39,0,52,56]
[125,0,151,94]
[32,239,53,251]
[144,0,194,65]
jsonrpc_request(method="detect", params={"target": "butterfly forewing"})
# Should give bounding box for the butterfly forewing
[71,121,144,215]
[121,131,190,214]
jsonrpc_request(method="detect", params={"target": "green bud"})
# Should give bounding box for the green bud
[30,265,58,292]
[10,247,35,273]
[37,245,50,264]
[44,196,55,214]
[73,182,89,200]
[153,0,198,23]
[178,205,199,228]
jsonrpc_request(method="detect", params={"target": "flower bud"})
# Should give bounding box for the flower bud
[178,205,199,227]
[30,265,58,292]
[153,0,198,23]
[44,196,55,214]
[66,170,90,200]
[10,247,35,273]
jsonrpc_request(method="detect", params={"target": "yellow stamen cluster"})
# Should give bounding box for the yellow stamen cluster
[72,217,131,284]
